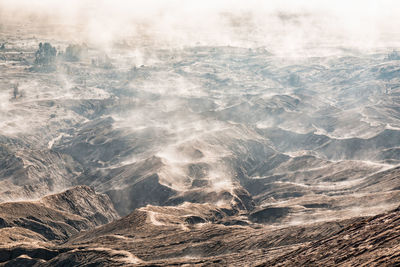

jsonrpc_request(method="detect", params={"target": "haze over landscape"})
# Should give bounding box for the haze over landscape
[0,1,399,266]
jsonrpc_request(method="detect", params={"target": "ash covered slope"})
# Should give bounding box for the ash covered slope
[0,185,118,243]
[1,17,400,266]
[39,204,400,266]
[40,185,119,226]
[2,39,400,220]
[260,206,400,267]
[0,185,118,266]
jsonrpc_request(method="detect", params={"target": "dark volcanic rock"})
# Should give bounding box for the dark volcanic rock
[41,185,119,225]
[259,206,400,266]
[248,207,291,224]
[106,173,176,216]
[39,203,397,266]
[0,186,118,243]
[2,27,400,267]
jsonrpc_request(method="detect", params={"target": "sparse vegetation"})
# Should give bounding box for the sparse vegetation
[1,6,400,266]
[11,83,23,99]
[33,42,57,71]
[12,83,18,99]
[91,53,113,69]
[64,43,88,62]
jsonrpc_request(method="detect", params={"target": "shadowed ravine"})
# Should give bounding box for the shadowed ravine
[0,3,400,266]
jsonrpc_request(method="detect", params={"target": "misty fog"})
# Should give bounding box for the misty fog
[0,1,399,266]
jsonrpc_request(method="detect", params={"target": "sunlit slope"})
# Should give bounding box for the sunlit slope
[0,39,399,225]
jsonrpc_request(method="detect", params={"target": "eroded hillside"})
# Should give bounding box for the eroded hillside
[0,12,399,266]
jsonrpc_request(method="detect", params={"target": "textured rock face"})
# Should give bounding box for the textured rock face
[40,185,119,226]
[0,188,397,266]
[0,186,119,265]
[0,186,118,243]
[1,13,400,266]
[20,205,398,266]
[259,206,400,267]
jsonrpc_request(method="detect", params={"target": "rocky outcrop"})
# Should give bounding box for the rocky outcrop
[0,186,118,244]
[1,26,400,266]
[41,185,119,226]
[30,205,399,266]
[259,206,400,266]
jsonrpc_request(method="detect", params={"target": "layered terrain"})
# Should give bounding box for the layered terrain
[0,17,400,266]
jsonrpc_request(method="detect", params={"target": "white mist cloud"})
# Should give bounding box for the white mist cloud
[1,0,400,54]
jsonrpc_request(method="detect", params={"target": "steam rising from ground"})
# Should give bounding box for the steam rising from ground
[1,0,400,221]
[2,0,400,55]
